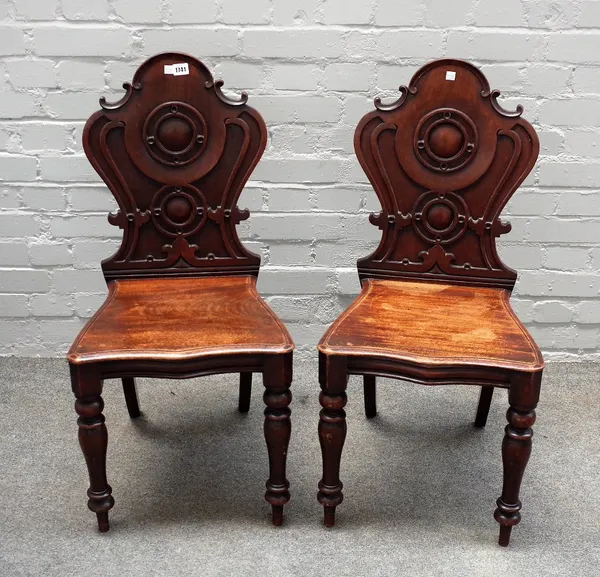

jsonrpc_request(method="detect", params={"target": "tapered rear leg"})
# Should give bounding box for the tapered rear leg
[363,375,376,418]
[122,377,141,418]
[474,386,494,428]
[494,372,541,546]
[71,364,114,532]
[318,354,348,527]
[239,372,252,413]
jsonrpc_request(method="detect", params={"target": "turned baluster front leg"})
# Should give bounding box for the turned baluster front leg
[263,356,292,526]
[317,354,348,527]
[71,365,114,532]
[318,390,347,527]
[494,372,541,546]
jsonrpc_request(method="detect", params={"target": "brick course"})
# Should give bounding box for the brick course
[0,0,598,360]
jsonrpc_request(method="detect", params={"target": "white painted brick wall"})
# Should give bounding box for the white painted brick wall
[0,0,599,361]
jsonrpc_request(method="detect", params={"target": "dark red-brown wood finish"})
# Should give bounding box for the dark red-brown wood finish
[85,53,263,280]
[68,53,293,532]
[317,59,543,546]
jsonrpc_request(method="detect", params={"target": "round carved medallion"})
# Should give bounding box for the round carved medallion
[413,191,469,245]
[150,184,207,237]
[156,117,194,153]
[415,109,477,173]
[164,195,193,223]
[426,202,454,230]
[143,102,207,166]
[428,124,464,158]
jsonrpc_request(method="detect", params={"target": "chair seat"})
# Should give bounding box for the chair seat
[68,276,293,364]
[319,279,543,372]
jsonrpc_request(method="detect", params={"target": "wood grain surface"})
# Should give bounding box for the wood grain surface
[319,278,542,371]
[69,276,293,364]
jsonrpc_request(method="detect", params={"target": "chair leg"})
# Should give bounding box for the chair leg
[262,356,292,526]
[239,372,252,413]
[363,375,376,418]
[70,364,114,532]
[122,377,141,418]
[494,372,541,546]
[474,386,493,428]
[317,354,347,527]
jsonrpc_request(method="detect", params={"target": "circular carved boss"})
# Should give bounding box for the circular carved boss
[143,102,207,166]
[413,191,469,245]
[124,98,226,183]
[150,184,207,237]
[415,109,477,173]
[394,105,495,191]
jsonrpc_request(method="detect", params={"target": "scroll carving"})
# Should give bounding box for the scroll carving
[99,82,141,111]
[206,79,249,106]
[83,53,266,282]
[484,89,524,118]
[108,209,150,230]
[374,85,416,112]
[355,59,539,289]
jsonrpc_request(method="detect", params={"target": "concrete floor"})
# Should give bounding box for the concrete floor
[0,358,598,576]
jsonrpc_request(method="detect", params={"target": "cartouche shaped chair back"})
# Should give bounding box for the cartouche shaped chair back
[354,59,538,287]
[83,53,264,280]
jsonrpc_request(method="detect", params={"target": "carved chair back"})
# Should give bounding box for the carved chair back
[83,53,266,282]
[355,59,539,289]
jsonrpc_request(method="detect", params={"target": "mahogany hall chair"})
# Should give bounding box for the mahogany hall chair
[67,53,293,532]
[317,59,543,546]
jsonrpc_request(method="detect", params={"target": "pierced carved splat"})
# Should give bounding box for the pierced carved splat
[355,59,539,289]
[83,52,265,281]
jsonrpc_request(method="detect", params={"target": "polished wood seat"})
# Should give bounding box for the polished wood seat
[320,279,542,372]
[68,53,293,533]
[316,59,544,547]
[69,276,292,364]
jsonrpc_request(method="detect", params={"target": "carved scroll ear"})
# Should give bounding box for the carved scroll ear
[99,82,142,111]
[205,79,249,106]
[483,89,524,118]
[374,85,416,112]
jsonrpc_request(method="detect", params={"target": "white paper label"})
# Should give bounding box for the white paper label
[164,63,189,76]
[445,70,456,81]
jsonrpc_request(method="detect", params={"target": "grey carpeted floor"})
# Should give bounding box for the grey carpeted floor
[0,359,599,576]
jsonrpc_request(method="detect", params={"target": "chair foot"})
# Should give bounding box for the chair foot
[498,524,512,547]
[474,386,493,428]
[363,375,376,418]
[324,506,336,527]
[271,505,284,526]
[122,377,141,419]
[239,372,252,413]
[494,498,520,546]
[96,511,110,533]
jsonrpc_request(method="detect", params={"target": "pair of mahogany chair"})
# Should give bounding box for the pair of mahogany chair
[68,53,543,547]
